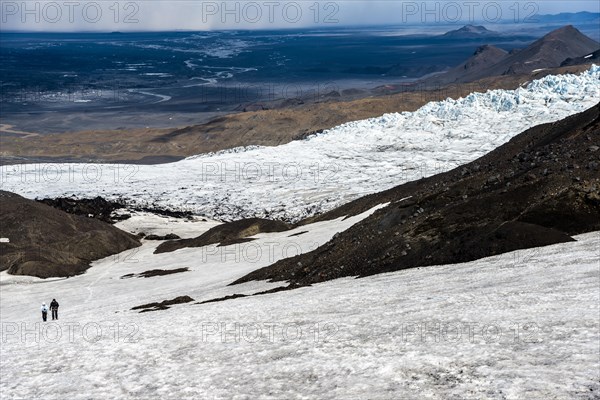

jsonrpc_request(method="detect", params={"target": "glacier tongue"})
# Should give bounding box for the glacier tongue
[2,66,599,222]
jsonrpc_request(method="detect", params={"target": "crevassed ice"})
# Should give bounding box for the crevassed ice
[1,66,599,222]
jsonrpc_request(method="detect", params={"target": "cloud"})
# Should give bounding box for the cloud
[1,1,598,32]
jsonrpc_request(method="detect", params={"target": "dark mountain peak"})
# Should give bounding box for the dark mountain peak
[546,24,576,35]
[422,44,508,86]
[442,25,495,37]
[495,25,599,75]
[557,24,576,30]
[458,25,489,33]
[474,44,491,53]
[541,25,593,42]
[473,44,503,56]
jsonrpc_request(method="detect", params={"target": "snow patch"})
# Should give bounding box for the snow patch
[114,212,221,239]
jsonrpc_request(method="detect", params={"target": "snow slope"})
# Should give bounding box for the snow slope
[1,210,598,399]
[1,66,599,222]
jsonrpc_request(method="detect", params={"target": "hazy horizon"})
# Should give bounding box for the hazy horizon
[1,1,599,32]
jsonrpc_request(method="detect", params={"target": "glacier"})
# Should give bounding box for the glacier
[1,66,599,222]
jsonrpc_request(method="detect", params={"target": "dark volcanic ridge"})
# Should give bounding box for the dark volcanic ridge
[142,233,181,241]
[561,49,600,66]
[121,267,189,279]
[38,196,195,224]
[155,218,291,254]
[132,295,195,313]
[38,196,128,224]
[197,285,300,305]
[0,191,141,278]
[426,25,600,86]
[232,102,600,287]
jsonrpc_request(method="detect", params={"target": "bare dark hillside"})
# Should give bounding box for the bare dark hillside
[0,191,141,278]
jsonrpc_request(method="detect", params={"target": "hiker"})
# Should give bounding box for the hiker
[41,303,48,322]
[50,299,59,320]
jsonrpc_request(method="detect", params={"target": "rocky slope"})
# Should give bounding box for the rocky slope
[561,49,600,66]
[425,45,509,87]
[233,102,600,287]
[0,191,141,278]
[37,196,127,224]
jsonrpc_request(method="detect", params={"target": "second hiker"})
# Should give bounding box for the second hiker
[50,299,59,320]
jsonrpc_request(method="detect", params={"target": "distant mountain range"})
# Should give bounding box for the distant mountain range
[426,25,600,86]
[533,11,600,23]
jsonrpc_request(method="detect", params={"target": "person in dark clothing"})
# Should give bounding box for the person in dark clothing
[41,303,48,322]
[50,299,59,320]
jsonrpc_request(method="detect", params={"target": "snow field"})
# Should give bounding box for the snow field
[1,221,598,399]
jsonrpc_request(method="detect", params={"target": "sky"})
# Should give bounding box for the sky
[1,1,599,32]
